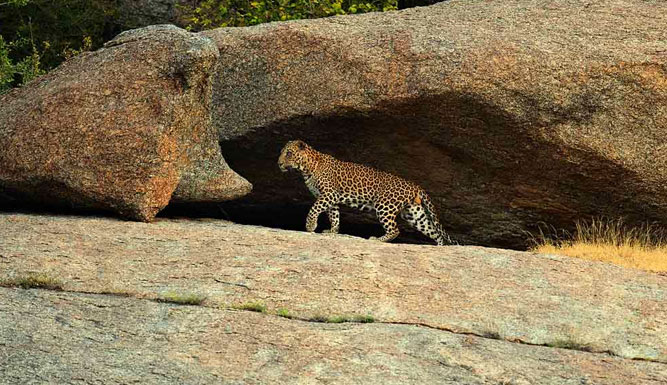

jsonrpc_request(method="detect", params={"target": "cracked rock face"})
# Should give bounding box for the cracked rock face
[0,25,251,222]
[1,213,666,383]
[205,0,667,248]
[2,288,665,385]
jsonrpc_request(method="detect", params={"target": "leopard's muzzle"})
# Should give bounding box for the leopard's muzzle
[278,160,291,172]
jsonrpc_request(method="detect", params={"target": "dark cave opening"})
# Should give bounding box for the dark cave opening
[160,201,440,246]
[210,93,666,251]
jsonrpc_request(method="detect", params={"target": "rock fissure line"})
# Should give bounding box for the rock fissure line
[377,320,666,365]
[8,284,665,365]
[212,278,251,290]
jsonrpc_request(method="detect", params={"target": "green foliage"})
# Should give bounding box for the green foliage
[0,0,434,92]
[276,307,294,318]
[0,36,14,92]
[157,290,207,305]
[352,314,375,323]
[1,0,31,6]
[232,301,268,313]
[0,28,47,93]
[0,0,119,91]
[178,0,398,31]
[0,273,63,290]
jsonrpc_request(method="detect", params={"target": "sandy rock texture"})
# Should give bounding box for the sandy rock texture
[2,287,666,385]
[1,213,665,383]
[205,0,667,248]
[0,25,251,222]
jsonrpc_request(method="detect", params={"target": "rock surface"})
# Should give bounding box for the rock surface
[2,287,666,385]
[205,0,667,248]
[117,0,184,29]
[0,25,251,222]
[1,213,666,383]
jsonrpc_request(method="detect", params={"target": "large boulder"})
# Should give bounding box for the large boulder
[0,25,251,221]
[205,0,667,248]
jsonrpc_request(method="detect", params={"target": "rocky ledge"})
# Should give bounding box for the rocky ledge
[1,213,665,383]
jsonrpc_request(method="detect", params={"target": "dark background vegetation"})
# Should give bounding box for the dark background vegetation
[0,0,443,93]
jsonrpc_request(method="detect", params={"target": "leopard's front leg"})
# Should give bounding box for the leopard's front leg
[306,193,339,233]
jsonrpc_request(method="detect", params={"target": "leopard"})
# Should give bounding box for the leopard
[278,140,452,246]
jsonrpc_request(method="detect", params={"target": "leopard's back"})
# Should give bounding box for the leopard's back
[314,156,422,209]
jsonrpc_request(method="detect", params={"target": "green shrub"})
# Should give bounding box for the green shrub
[276,307,294,318]
[178,0,398,31]
[0,33,47,93]
[0,0,119,91]
[0,36,15,92]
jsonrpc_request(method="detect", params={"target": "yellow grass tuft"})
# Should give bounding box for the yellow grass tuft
[531,219,667,272]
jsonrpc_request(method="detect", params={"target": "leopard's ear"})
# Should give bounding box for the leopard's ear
[296,140,306,150]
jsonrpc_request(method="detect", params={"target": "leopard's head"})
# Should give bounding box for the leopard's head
[278,140,319,174]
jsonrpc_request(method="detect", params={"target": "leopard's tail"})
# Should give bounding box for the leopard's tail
[418,190,452,246]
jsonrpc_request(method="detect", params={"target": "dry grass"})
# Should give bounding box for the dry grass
[531,219,667,272]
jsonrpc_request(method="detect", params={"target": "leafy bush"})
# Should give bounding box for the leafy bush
[0,0,119,92]
[178,0,398,31]
[0,34,47,93]
[0,36,15,92]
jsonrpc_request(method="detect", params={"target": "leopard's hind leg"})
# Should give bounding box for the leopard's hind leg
[369,202,400,242]
[401,203,447,245]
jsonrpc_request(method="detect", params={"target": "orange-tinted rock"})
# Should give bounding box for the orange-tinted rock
[0,25,251,221]
[205,0,667,248]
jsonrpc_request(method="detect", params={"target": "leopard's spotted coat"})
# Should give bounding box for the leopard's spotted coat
[278,140,451,245]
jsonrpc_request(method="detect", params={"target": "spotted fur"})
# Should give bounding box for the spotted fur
[278,140,452,245]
